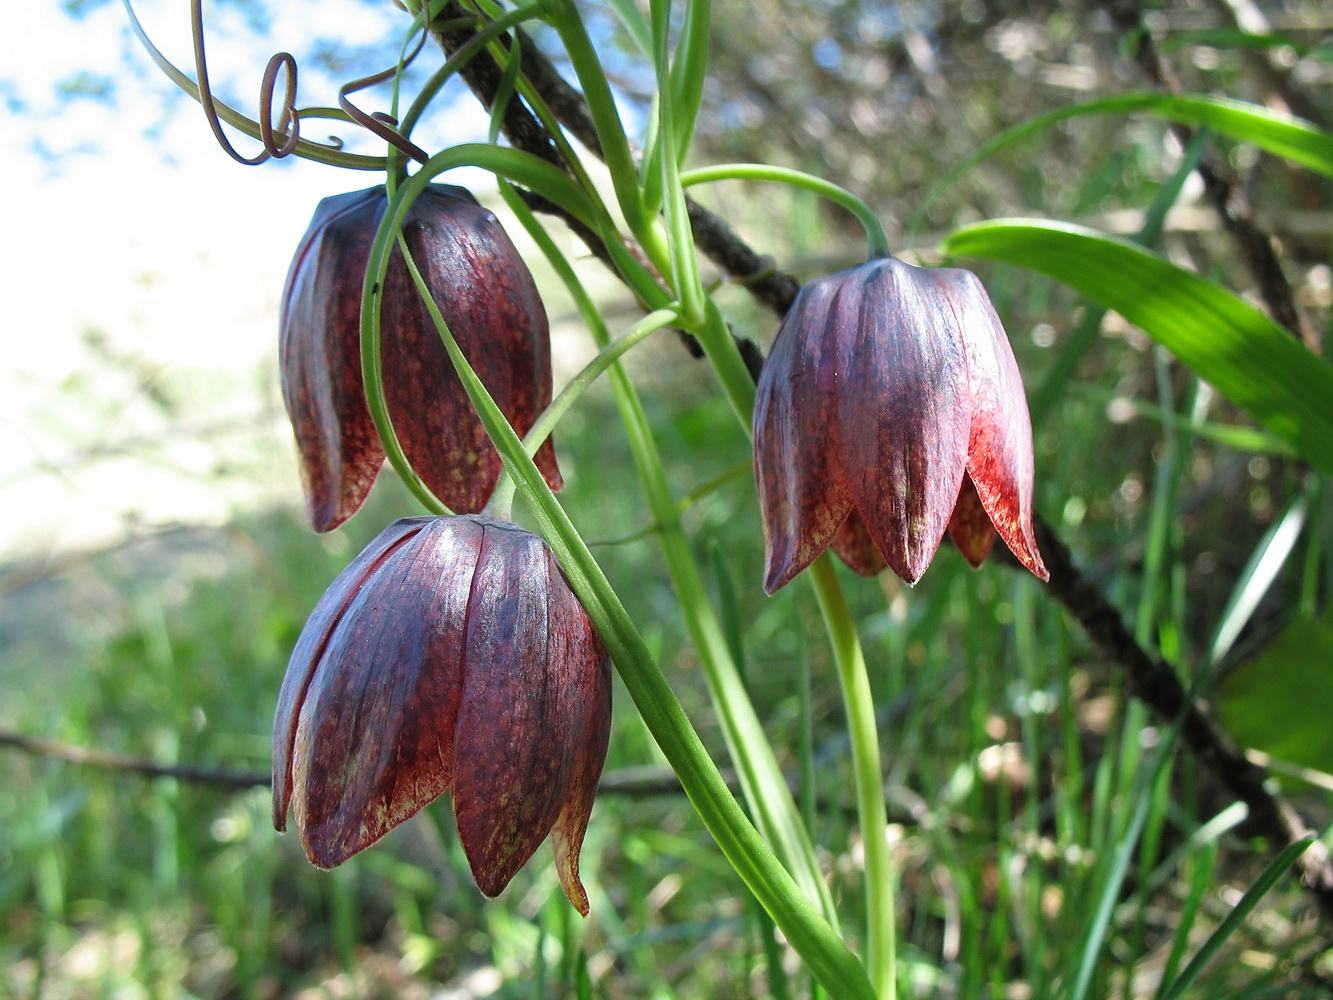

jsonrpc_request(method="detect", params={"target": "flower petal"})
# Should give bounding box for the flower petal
[946,472,997,568]
[542,553,612,916]
[452,522,582,898]
[941,269,1048,581]
[271,517,424,832]
[389,188,562,514]
[836,261,969,586]
[288,517,481,867]
[280,188,387,532]
[755,276,858,593]
[829,509,889,577]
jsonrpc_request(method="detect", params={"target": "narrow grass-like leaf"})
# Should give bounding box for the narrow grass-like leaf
[942,221,1333,477]
[1154,840,1218,1000]
[1064,713,1184,1000]
[1205,494,1307,670]
[911,92,1333,239]
[1156,835,1316,1000]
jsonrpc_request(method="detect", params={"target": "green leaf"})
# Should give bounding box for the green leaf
[1215,605,1333,777]
[1155,833,1315,1000]
[909,92,1333,241]
[941,220,1333,477]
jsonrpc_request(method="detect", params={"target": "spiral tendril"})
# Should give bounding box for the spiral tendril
[337,26,432,165]
[192,0,301,164]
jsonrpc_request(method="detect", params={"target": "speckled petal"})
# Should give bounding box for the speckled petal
[755,276,858,593]
[279,185,561,532]
[279,188,388,532]
[271,516,424,831]
[287,517,482,868]
[940,269,1048,580]
[544,553,612,915]
[836,261,970,586]
[388,188,562,514]
[452,522,592,899]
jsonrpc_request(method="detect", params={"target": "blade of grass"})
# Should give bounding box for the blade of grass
[1156,834,1317,1000]
[1064,712,1185,1000]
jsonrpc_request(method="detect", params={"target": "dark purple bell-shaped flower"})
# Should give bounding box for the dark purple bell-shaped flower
[280,185,562,532]
[754,256,1048,592]
[271,515,611,914]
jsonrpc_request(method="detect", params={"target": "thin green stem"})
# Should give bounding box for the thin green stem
[691,301,759,435]
[527,307,681,455]
[648,10,706,326]
[539,0,650,242]
[368,179,874,999]
[682,163,891,260]
[487,304,681,520]
[668,0,712,164]
[808,555,897,1000]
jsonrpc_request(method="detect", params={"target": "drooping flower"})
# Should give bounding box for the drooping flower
[271,515,611,914]
[754,256,1048,593]
[280,184,562,532]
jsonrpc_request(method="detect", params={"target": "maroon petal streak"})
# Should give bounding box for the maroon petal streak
[280,188,387,532]
[942,269,1048,581]
[453,522,573,897]
[289,518,482,867]
[756,277,858,593]
[272,516,423,830]
[838,262,969,586]
[543,552,612,915]
[388,190,562,514]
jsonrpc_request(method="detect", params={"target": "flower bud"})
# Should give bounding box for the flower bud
[280,185,562,532]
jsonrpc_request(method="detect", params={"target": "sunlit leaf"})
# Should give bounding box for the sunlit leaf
[1215,606,1333,776]
[941,220,1333,477]
[910,92,1333,238]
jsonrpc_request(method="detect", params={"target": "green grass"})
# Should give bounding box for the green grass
[2,305,1329,997]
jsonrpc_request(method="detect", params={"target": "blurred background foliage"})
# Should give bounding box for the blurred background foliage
[2,0,1333,996]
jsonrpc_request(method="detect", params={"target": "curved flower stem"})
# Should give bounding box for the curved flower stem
[369,179,874,1000]
[808,554,897,1000]
[486,304,683,522]
[498,188,841,929]
[681,163,891,260]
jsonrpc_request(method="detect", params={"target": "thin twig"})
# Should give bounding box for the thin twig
[0,731,267,790]
[0,730,797,803]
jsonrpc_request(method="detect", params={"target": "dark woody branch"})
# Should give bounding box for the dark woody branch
[426,5,1333,918]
